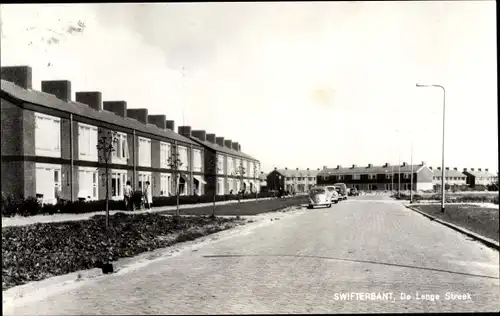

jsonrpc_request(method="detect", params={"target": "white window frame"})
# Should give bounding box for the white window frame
[368,174,377,180]
[138,171,153,200]
[217,177,225,195]
[160,173,171,196]
[403,173,410,179]
[160,142,172,169]
[177,146,189,171]
[192,148,202,172]
[352,174,360,180]
[78,167,99,200]
[78,122,98,161]
[111,131,128,164]
[111,170,128,200]
[35,163,62,204]
[138,137,152,167]
[217,154,225,175]
[385,173,391,179]
[35,112,61,158]
[338,175,344,181]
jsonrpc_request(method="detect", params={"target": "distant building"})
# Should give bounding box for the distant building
[266,168,320,192]
[316,162,434,191]
[462,168,497,188]
[430,167,467,188]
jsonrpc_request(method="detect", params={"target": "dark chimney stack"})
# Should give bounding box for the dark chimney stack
[103,101,127,117]
[192,130,207,141]
[148,115,167,129]
[1,65,33,89]
[206,133,216,143]
[337,165,341,169]
[368,163,373,168]
[127,109,149,124]
[41,80,72,101]
[224,139,232,149]
[166,120,175,131]
[216,137,225,147]
[478,168,482,171]
[178,126,192,138]
[231,142,239,151]
[76,92,102,111]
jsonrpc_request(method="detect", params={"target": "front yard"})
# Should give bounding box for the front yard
[411,204,499,242]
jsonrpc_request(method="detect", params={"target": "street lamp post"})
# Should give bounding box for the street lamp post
[416,83,446,213]
[410,142,414,203]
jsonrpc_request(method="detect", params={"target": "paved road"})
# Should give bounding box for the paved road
[5,196,499,314]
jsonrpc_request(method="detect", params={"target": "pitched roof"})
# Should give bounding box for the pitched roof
[189,136,258,161]
[463,170,497,177]
[0,79,200,147]
[432,169,466,177]
[275,169,320,177]
[317,164,427,176]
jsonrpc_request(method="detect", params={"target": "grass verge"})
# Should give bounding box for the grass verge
[411,204,499,242]
[2,213,241,290]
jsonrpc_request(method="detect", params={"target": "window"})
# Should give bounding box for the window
[352,174,360,180]
[35,113,61,158]
[78,167,98,200]
[368,174,377,180]
[246,160,251,177]
[403,173,410,179]
[35,163,61,204]
[111,132,129,164]
[193,149,202,172]
[217,177,225,195]
[385,174,391,179]
[138,137,152,167]
[78,123,98,161]
[160,173,171,196]
[217,155,225,174]
[111,170,127,200]
[177,146,188,171]
[322,176,328,180]
[160,142,172,169]
[338,175,344,181]
[138,172,152,197]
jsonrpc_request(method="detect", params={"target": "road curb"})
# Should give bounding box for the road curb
[405,205,499,251]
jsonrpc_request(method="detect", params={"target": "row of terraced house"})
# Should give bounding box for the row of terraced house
[266,163,497,193]
[0,66,263,205]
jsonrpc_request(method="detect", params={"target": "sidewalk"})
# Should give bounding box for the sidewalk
[2,197,274,228]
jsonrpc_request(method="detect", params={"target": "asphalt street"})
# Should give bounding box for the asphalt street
[4,195,499,314]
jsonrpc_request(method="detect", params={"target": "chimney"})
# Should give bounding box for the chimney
[41,80,71,101]
[421,161,426,166]
[261,171,264,174]
[206,133,216,143]
[296,168,299,170]
[192,130,207,141]
[103,101,127,117]
[453,167,458,171]
[1,66,33,89]
[285,167,288,170]
[75,92,102,111]
[463,168,467,171]
[429,167,433,170]
[485,168,489,172]
[127,108,148,124]
[478,168,482,171]
[446,167,449,170]
[352,164,357,168]
[437,167,441,170]
[307,168,310,170]
[148,115,167,129]
[231,142,239,151]
[337,165,341,169]
[178,126,192,138]
[383,163,388,167]
[317,168,320,171]
[215,137,225,147]
[274,167,277,170]
[224,139,232,148]
[238,144,241,151]
[368,163,373,168]
[402,162,407,166]
[471,168,475,171]
[166,120,175,131]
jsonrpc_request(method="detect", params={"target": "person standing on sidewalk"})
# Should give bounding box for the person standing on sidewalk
[124,181,133,210]
[143,181,151,210]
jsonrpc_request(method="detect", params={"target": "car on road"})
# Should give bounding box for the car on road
[349,187,360,196]
[308,186,333,209]
[333,183,348,200]
[325,185,340,204]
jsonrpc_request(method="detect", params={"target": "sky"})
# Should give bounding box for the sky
[1,1,497,174]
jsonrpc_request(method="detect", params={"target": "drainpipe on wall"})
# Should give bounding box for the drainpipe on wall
[190,143,194,194]
[133,129,136,191]
[69,113,74,202]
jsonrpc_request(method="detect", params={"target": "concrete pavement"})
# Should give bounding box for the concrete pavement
[4,196,499,314]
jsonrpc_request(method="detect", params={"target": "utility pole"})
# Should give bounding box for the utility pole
[410,142,414,203]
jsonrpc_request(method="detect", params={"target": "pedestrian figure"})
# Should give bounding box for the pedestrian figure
[124,180,133,210]
[143,181,151,210]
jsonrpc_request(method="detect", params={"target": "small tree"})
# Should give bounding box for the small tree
[97,130,118,228]
[232,160,246,205]
[167,148,184,217]
[208,155,222,218]
[253,163,259,200]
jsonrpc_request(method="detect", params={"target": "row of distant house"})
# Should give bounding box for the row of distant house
[0,65,264,205]
[265,163,498,192]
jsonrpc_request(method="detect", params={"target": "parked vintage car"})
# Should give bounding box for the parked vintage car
[333,183,348,200]
[325,185,340,204]
[349,187,360,196]
[308,186,333,209]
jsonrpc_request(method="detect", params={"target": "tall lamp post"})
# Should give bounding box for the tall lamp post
[416,83,446,213]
